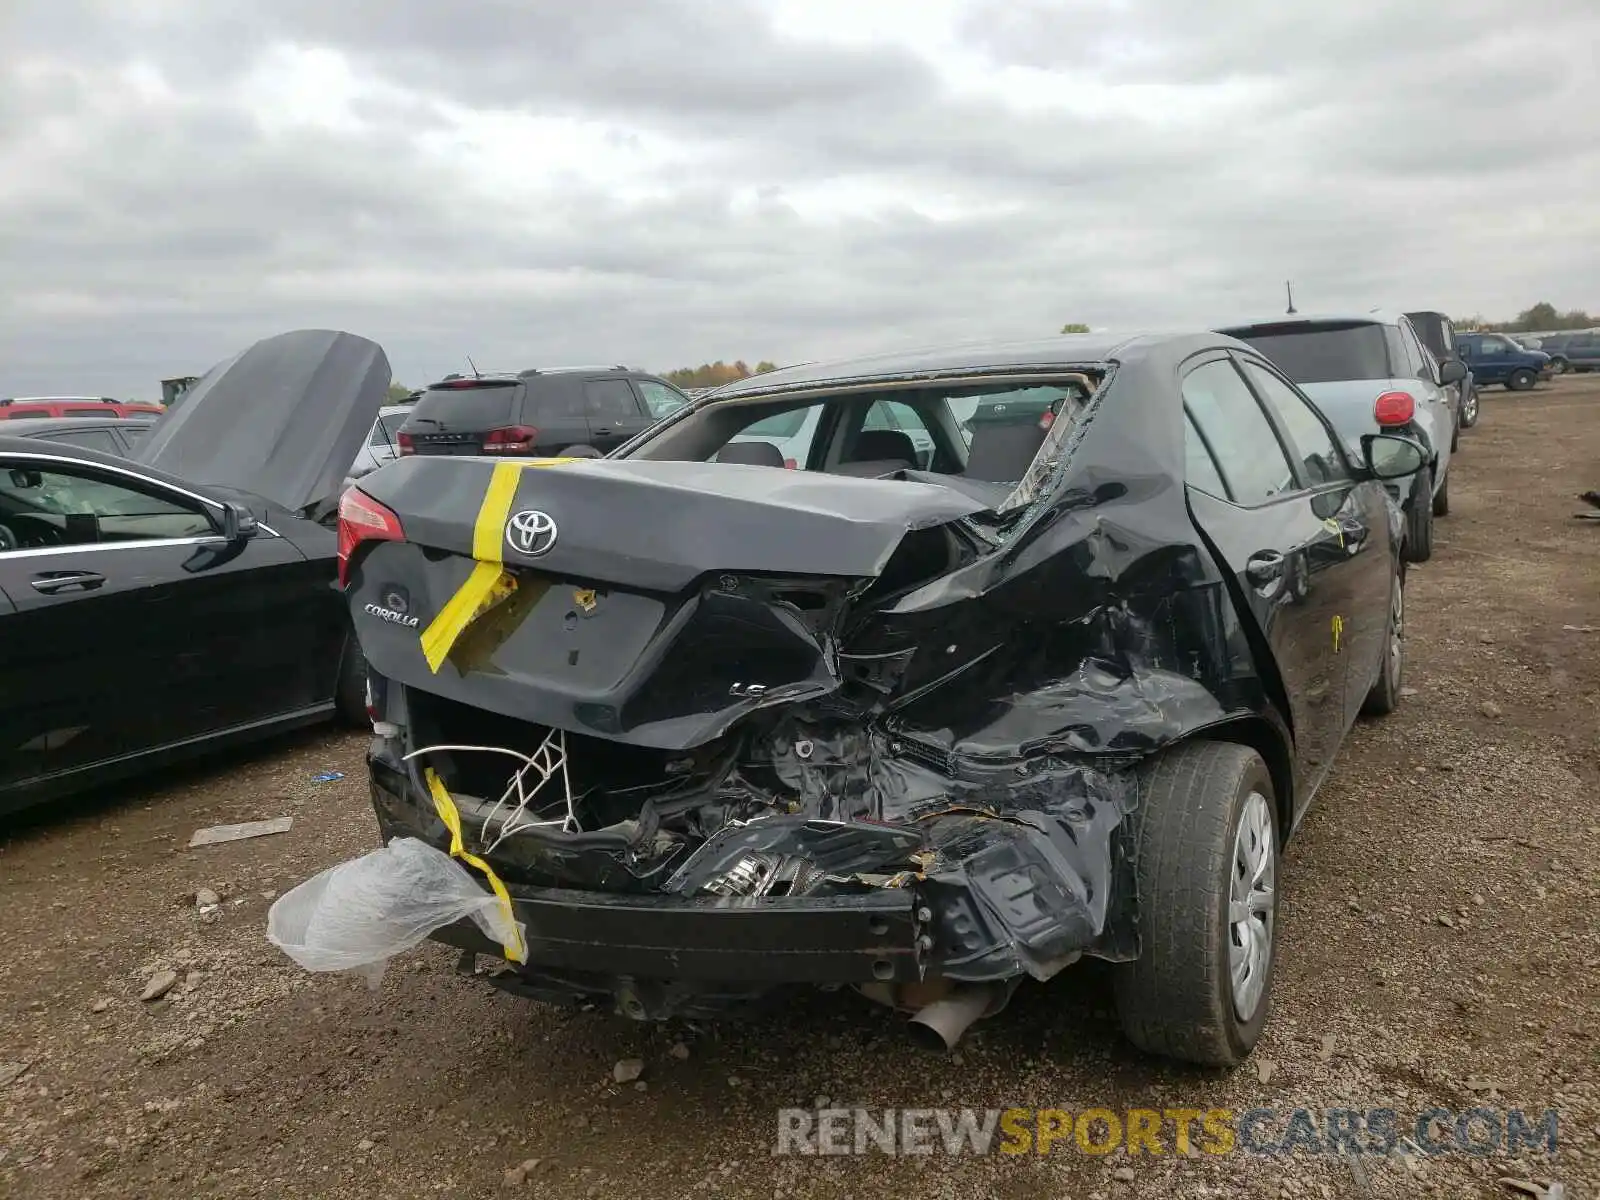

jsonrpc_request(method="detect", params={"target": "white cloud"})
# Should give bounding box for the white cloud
[1,0,1597,398]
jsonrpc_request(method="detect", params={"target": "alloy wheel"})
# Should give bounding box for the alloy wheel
[1228,792,1276,1022]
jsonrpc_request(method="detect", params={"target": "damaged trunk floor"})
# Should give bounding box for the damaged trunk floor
[2,376,1598,1199]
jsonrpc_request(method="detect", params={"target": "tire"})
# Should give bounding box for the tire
[1113,741,1279,1067]
[1507,367,1536,392]
[1362,565,1405,717]
[1403,469,1433,563]
[1431,466,1449,517]
[1460,385,1480,429]
[557,444,603,458]
[1551,357,1568,376]
[334,635,369,728]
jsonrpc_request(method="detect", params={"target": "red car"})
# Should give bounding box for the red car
[0,397,163,421]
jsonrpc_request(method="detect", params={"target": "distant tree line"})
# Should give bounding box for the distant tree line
[1454,301,1595,333]
[661,360,779,389]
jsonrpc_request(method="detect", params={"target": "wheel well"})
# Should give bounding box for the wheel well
[1185,717,1295,839]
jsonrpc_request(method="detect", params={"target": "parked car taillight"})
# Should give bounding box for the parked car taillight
[336,486,405,587]
[1374,391,1415,427]
[483,424,538,453]
[784,458,797,470]
[396,431,415,456]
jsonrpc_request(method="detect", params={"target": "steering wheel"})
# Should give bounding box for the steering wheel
[5,514,66,547]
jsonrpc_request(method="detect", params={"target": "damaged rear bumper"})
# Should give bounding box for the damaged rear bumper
[368,736,1137,1011]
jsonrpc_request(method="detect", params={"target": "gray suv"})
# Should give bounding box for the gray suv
[397,367,690,460]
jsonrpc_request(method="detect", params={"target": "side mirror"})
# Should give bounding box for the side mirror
[220,501,259,543]
[1362,434,1426,481]
[1438,358,1467,386]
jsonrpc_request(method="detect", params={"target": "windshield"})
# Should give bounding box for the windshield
[1227,322,1394,384]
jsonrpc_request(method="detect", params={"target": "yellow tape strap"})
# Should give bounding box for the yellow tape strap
[425,768,527,963]
[418,458,579,673]
[420,561,512,672]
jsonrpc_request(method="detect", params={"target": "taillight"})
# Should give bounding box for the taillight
[784,458,797,470]
[483,424,538,453]
[336,487,404,587]
[1374,391,1415,426]
[1038,408,1055,431]
[397,431,415,456]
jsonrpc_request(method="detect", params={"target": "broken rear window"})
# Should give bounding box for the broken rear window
[631,373,1100,516]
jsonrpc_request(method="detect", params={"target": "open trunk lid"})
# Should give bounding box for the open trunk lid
[136,329,390,514]
[347,457,987,749]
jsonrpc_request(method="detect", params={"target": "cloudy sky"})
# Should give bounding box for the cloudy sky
[3,0,1598,399]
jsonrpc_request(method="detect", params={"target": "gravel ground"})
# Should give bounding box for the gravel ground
[3,377,1597,1200]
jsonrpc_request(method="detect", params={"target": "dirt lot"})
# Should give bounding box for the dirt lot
[3,377,1598,1200]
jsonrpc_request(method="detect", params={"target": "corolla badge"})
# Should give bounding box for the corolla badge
[364,602,419,629]
[505,509,558,557]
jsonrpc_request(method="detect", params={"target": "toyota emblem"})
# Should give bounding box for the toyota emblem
[504,509,559,557]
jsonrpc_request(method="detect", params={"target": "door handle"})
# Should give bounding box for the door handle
[1245,551,1286,587]
[32,570,106,594]
[590,427,614,436]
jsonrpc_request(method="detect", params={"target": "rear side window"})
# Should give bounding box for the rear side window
[1182,360,1296,505]
[410,382,520,428]
[1183,412,1229,498]
[1229,322,1393,384]
[583,380,642,421]
[1238,361,1350,486]
[41,429,123,454]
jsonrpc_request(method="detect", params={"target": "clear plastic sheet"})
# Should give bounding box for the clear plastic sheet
[266,837,522,981]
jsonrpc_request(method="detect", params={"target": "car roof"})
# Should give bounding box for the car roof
[699,331,1231,399]
[1220,310,1411,332]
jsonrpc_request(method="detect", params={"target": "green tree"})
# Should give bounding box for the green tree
[1060,322,1090,334]
[754,361,779,374]
[386,382,413,402]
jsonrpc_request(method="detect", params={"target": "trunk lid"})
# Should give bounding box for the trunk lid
[135,329,390,514]
[401,378,523,455]
[348,457,987,749]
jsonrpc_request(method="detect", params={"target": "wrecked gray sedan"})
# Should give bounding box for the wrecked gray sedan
[340,332,1424,1065]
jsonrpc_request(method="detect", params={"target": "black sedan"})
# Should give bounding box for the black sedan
[341,330,1424,1067]
[0,329,388,814]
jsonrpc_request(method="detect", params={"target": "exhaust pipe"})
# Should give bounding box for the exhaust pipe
[906,982,1010,1053]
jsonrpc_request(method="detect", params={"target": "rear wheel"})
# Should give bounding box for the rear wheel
[1507,367,1536,392]
[1404,469,1434,563]
[1362,566,1405,717]
[1460,385,1480,429]
[557,444,602,458]
[1431,466,1450,517]
[1113,741,1278,1067]
[1551,357,1568,376]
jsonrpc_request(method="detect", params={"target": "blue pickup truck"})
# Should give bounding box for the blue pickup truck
[1455,332,1551,392]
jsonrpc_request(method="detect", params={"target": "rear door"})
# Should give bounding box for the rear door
[1232,355,1393,730]
[582,379,652,453]
[0,454,313,790]
[1180,355,1365,808]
